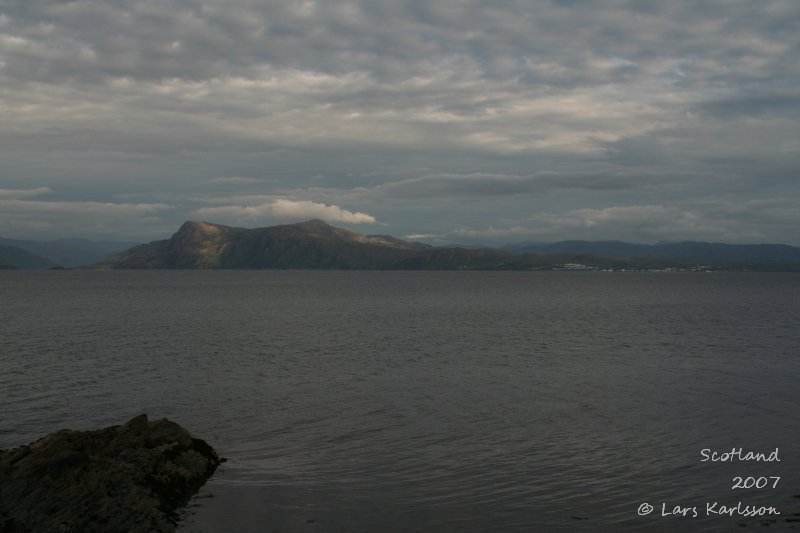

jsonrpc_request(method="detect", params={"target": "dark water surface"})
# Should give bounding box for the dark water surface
[2,271,799,531]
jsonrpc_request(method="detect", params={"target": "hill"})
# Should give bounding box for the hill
[503,240,800,265]
[0,237,139,267]
[0,244,56,269]
[95,219,430,270]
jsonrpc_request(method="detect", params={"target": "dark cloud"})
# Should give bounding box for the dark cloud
[695,92,800,119]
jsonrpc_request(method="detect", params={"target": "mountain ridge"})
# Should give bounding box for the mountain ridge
[92,219,800,271]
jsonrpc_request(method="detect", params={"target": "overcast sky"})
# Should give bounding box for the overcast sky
[1,0,798,244]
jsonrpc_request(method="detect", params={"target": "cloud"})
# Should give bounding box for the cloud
[3,1,795,160]
[447,199,800,244]
[192,199,376,225]
[1,199,170,216]
[0,1,798,243]
[0,187,52,199]
[0,192,172,239]
[358,170,711,199]
[208,176,264,185]
[536,205,715,239]
[695,92,800,120]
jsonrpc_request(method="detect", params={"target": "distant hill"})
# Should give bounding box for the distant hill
[393,247,514,270]
[0,237,140,268]
[0,244,55,269]
[503,240,800,265]
[94,220,800,271]
[95,219,431,270]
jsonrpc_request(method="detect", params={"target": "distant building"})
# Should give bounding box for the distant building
[558,263,593,270]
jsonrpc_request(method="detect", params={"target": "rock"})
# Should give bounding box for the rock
[0,415,220,533]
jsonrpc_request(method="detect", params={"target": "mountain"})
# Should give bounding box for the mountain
[0,237,140,267]
[504,240,800,265]
[94,220,800,271]
[95,219,431,270]
[0,244,56,269]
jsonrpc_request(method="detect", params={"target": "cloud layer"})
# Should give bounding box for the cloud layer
[1,1,798,243]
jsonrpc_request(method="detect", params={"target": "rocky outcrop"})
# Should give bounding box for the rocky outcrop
[0,414,221,533]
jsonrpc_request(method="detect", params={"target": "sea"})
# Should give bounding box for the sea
[1,270,799,532]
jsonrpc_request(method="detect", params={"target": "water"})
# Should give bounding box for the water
[2,271,799,531]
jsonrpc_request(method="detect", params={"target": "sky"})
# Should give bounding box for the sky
[1,0,798,245]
